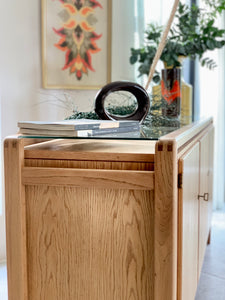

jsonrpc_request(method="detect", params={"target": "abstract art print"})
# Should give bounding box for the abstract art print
[42,0,111,89]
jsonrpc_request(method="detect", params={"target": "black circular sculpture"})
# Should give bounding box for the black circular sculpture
[94,81,150,124]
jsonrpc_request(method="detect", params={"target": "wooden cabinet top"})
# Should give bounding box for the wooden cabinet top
[6,118,213,163]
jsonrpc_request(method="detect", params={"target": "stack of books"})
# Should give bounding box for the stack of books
[17,119,141,137]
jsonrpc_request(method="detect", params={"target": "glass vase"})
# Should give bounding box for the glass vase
[161,68,181,120]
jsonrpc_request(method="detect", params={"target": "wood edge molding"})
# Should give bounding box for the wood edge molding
[22,138,51,146]
[22,167,154,190]
[154,139,178,300]
[24,138,65,148]
[177,124,214,159]
[24,149,155,163]
[160,117,213,150]
[4,135,51,147]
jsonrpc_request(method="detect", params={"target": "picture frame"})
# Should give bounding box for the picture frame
[41,0,112,89]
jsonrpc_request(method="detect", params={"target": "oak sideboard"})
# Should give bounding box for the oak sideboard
[4,117,214,300]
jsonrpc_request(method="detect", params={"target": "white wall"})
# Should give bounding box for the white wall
[0,94,5,262]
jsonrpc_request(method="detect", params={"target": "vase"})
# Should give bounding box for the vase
[152,57,193,126]
[161,68,181,119]
[152,76,192,125]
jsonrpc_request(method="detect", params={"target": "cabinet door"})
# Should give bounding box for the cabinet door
[178,142,199,300]
[198,128,214,276]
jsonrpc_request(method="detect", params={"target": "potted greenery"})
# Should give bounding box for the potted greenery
[129,0,225,126]
[130,0,225,84]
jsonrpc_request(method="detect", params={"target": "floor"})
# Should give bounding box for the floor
[0,211,224,300]
[195,210,225,300]
[0,260,7,300]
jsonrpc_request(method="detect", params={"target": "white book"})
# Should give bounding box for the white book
[18,119,140,131]
[18,124,140,137]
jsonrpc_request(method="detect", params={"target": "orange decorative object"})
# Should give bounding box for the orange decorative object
[161,80,181,105]
[53,0,102,80]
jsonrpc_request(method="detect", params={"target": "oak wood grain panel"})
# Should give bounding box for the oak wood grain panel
[26,186,154,300]
[4,138,28,300]
[22,167,154,190]
[24,158,154,171]
[178,143,199,300]
[24,139,155,162]
[154,141,178,300]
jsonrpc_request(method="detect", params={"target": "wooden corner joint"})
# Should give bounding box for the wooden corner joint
[158,143,163,151]
[157,140,177,153]
[4,140,9,148]
[12,140,18,148]
[167,143,173,152]
[4,137,24,148]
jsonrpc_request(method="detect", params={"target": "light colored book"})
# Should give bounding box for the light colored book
[18,119,140,131]
[18,124,140,137]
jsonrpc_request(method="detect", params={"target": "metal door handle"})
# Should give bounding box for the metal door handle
[198,193,209,201]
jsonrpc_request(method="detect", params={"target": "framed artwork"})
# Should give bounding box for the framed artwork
[42,0,112,89]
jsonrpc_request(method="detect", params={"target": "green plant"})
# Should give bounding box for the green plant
[65,110,100,120]
[65,104,138,120]
[130,0,225,83]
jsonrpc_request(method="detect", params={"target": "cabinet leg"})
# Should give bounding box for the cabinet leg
[207,229,211,245]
